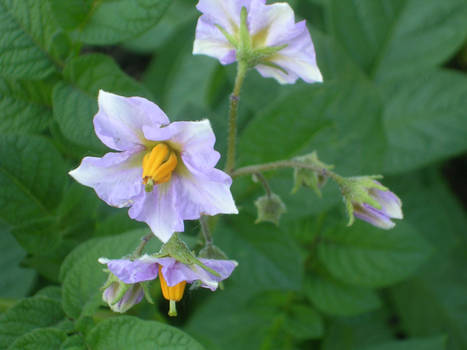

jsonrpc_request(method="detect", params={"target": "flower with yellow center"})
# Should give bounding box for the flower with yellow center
[70,90,238,242]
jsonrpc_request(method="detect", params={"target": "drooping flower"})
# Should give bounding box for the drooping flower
[341,177,403,229]
[99,255,237,316]
[193,0,323,84]
[69,90,238,242]
[99,258,156,313]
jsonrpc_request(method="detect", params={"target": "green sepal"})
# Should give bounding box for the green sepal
[156,234,221,278]
[291,152,333,196]
[254,193,287,226]
[216,24,238,47]
[141,282,154,304]
[338,175,386,226]
[110,282,130,306]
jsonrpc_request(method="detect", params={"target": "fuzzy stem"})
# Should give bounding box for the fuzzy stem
[199,216,213,246]
[254,172,272,197]
[232,159,341,182]
[132,233,154,258]
[225,61,248,173]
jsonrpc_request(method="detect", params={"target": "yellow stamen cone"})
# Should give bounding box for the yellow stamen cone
[142,144,178,186]
[159,266,186,317]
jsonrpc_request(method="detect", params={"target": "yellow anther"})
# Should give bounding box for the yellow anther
[159,266,186,317]
[142,144,178,186]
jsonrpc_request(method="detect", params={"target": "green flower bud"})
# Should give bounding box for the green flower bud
[254,193,287,226]
[292,152,333,196]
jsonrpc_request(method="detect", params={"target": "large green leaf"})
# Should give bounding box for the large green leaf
[0,227,35,298]
[53,54,153,154]
[60,229,159,319]
[218,215,304,292]
[317,221,432,287]
[237,80,385,174]
[0,296,65,348]
[360,336,447,350]
[0,78,53,134]
[8,328,66,350]
[388,170,467,350]
[381,70,467,174]
[49,0,171,45]
[87,316,204,349]
[322,311,394,350]
[186,289,323,350]
[327,0,467,79]
[305,273,381,316]
[0,0,67,79]
[0,135,65,226]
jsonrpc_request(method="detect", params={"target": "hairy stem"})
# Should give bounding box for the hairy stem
[225,61,248,173]
[232,159,340,181]
[132,233,154,258]
[199,216,213,245]
[254,172,272,197]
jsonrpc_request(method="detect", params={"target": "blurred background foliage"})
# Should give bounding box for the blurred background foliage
[0,0,466,349]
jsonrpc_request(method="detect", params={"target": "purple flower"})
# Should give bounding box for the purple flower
[99,255,237,316]
[193,0,323,84]
[353,184,403,230]
[69,91,238,242]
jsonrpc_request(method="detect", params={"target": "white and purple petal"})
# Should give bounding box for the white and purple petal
[99,258,158,284]
[354,204,396,230]
[69,150,144,208]
[128,181,184,243]
[94,90,169,151]
[370,188,403,219]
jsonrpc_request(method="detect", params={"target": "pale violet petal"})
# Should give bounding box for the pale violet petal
[105,259,158,284]
[94,90,169,151]
[69,150,144,208]
[193,16,237,65]
[128,181,183,243]
[372,189,403,219]
[177,155,238,219]
[354,204,396,230]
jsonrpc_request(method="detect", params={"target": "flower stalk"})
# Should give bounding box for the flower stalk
[225,61,248,173]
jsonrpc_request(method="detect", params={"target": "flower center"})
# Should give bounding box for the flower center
[142,143,178,189]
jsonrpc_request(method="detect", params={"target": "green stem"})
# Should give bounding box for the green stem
[254,172,272,197]
[132,233,153,258]
[225,61,248,173]
[232,159,341,182]
[199,216,213,245]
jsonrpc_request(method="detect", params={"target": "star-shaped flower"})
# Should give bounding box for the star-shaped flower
[70,90,238,242]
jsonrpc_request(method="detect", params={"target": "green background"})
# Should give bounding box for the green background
[0,0,466,349]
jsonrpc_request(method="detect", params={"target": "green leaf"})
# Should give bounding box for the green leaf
[0,134,65,227]
[49,0,171,45]
[318,221,432,287]
[218,215,304,292]
[327,0,467,79]
[9,328,66,350]
[0,227,35,298]
[360,336,447,350]
[322,311,394,350]
[305,274,381,316]
[187,290,323,350]
[0,78,53,134]
[237,80,386,174]
[388,170,467,350]
[53,54,153,154]
[60,229,160,319]
[86,316,204,349]
[381,70,467,174]
[0,296,65,348]
[0,0,66,79]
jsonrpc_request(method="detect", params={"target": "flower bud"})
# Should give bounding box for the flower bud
[254,193,287,226]
[340,176,403,229]
[292,152,332,196]
[101,274,144,313]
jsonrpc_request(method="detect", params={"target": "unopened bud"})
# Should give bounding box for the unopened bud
[254,193,286,226]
